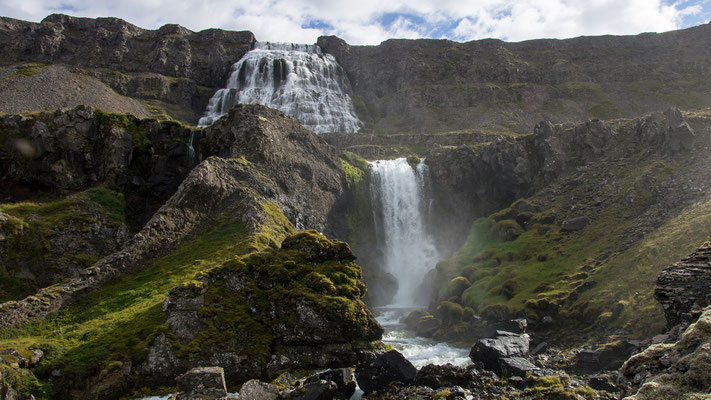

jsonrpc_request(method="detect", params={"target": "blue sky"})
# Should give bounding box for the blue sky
[0,0,709,45]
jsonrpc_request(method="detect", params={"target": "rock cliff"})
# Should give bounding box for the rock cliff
[318,24,711,134]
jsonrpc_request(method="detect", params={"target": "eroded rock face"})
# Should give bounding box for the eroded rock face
[151,230,383,384]
[655,243,711,329]
[0,14,254,88]
[622,305,711,399]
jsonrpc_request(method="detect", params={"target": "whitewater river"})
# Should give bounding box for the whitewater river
[375,306,471,368]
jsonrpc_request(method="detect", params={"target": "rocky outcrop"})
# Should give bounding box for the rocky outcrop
[0,104,346,327]
[469,331,530,375]
[425,108,696,254]
[145,230,382,384]
[621,305,711,399]
[0,14,254,88]
[654,242,711,329]
[319,24,711,134]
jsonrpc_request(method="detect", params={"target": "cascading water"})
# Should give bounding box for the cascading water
[369,158,440,306]
[198,41,362,133]
[369,158,470,369]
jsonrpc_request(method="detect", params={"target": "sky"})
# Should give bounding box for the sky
[0,0,710,45]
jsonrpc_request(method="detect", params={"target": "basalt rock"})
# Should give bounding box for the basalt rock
[175,366,228,400]
[654,242,711,329]
[355,350,417,394]
[469,331,530,374]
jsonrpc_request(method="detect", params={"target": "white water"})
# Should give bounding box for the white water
[198,41,362,133]
[376,307,471,368]
[369,158,440,306]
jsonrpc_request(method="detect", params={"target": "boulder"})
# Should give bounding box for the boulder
[480,319,527,338]
[560,216,589,232]
[355,350,417,393]
[304,368,356,399]
[415,363,480,389]
[175,367,227,400]
[469,332,530,373]
[290,380,338,400]
[575,341,637,373]
[498,357,539,377]
[239,379,280,400]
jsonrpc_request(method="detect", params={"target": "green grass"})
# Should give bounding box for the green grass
[11,63,47,78]
[0,201,295,397]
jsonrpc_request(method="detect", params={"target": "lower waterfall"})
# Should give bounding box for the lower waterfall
[369,158,440,306]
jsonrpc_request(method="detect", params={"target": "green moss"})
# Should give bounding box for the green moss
[0,202,296,396]
[11,63,47,77]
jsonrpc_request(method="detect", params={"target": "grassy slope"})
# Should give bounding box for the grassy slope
[0,187,127,301]
[0,199,294,398]
[434,136,711,341]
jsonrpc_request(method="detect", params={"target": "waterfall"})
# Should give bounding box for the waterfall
[198,41,363,134]
[370,158,440,306]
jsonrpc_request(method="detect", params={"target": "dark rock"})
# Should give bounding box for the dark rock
[355,350,417,394]
[531,342,547,355]
[498,357,539,377]
[587,374,618,393]
[175,366,227,400]
[402,310,440,338]
[290,380,338,400]
[560,216,589,232]
[575,341,637,373]
[655,243,711,329]
[470,332,530,373]
[480,319,527,338]
[305,368,356,399]
[414,363,479,389]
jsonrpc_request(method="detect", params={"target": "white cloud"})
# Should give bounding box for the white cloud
[0,0,706,44]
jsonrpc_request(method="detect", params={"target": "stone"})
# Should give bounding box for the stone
[587,374,618,393]
[355,350,417,394]
[305,368,356,399]
[240,380,280,400]
[175,367,227,400]
[470,332,530,373]
[498,357,539,377]
[289,379,338,400]
[415,363,480,389]
[531,341,548,355]
[480,319,527,338]
[575,341,637,373]
[561,216,589,232]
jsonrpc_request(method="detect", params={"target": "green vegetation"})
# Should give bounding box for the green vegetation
[11,63,47,78]
[0,201,295,398]
[433,151,710,339]
[0,187,127,301]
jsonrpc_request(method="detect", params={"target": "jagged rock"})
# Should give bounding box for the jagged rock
[654,242,711,329]
[305,368,356,399]
[621,305,711,399]
[469,332,530,373]
[575,341,637,373]
[175,367,228,400]
[414,363,480,389]
[240,379,280,400]
[355,350,417,394]
[560,216,589,232]
[498,357,539,377]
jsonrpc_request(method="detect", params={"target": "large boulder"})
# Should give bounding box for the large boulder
[575,341,637,373]
[175,367,228,400]
[469,331,530,373]
[355,350,417,394]
[414,363,480,389]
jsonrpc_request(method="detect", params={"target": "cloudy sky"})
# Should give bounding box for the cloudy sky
[1,0,709,45]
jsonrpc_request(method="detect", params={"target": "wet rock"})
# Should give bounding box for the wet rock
[355,350,417,394]
[175,366,228,400]
[469,332,530,373]
[560,216,589,232]
[240,379,280,400]
[402,310,440,338]
[414,363,480,389]
[587,374,618,393]
[498,357,539,377]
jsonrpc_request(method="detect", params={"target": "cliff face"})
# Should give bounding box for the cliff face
[0,14,255,123]
[318,24,711,134]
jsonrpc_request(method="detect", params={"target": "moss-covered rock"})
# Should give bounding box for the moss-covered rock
[157,230,382,384]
